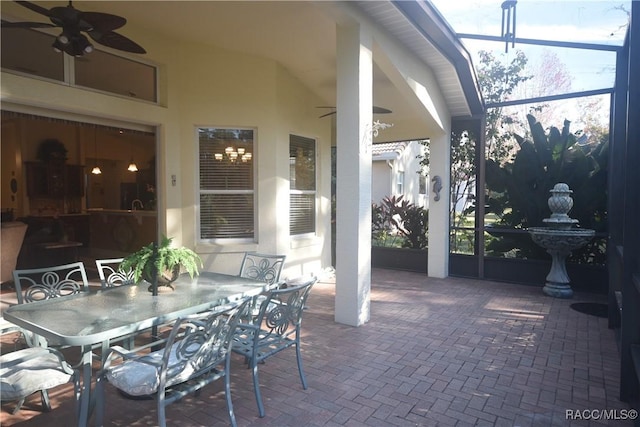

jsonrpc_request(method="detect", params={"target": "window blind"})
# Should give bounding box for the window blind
[199,128,254,240]
[289,134,316,235]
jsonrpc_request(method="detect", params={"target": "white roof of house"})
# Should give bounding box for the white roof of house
[371,141,409,159]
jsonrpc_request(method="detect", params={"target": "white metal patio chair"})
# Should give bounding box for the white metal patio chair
[238,252,287,321]
[13,261,89,304]
[95,299,250,427]
[95,258,136,289]
[238,252,286,286]
[12,262,90,348]
[232,277,316,417]
[0,319,78,414]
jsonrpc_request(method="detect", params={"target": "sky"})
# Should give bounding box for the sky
[431,0,630,44]
[429,0,631,90]
[429,0,631,128]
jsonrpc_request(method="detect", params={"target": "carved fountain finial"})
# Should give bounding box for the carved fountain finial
[543,183,578,229]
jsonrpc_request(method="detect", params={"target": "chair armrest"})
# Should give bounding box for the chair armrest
[0,346,75,375]
[235,321,260,330]
[0,317,21,335]
[102,342,166,372]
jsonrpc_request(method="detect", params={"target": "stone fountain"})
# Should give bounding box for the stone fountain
[528,183,595,298]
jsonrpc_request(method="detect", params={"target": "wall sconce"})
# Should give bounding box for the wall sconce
[215,146,252,162]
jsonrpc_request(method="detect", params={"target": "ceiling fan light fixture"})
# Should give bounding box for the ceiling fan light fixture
[91,166,102,175]
[57,33,69,45]
[127,160,138,172]
[73,33,93,56]
[52,38,65,53]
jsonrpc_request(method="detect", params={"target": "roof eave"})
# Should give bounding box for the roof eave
[391,0,485,117]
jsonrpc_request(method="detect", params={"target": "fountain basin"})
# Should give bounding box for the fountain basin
[529,227,595,251]
[528,227,595,298]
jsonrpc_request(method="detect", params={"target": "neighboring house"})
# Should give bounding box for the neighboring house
[371,141,428,208]
[0,1,483,326]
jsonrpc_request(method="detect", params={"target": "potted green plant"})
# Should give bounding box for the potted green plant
[120,235,203,290]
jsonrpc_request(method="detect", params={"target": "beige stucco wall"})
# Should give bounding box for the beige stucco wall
[1,29,332,279]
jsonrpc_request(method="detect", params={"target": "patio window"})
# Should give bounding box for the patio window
[75,49,157,102]
[198,128,254,241]
[1,27,64,82]
[396,171,405,195]
[419,175,427,195]
[1,27,157,102]
[289,134,316,235]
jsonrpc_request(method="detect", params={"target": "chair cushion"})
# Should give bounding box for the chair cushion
[0,347,72,401]
[106,341,219,396]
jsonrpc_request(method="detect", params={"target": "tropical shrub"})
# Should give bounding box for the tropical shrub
[484,114,608,263]
[372,196,428,249]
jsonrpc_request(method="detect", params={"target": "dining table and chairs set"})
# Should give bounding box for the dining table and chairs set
[0,252,317,427]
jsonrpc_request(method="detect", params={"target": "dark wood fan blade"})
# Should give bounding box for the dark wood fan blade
[81,11,126,32]
[15,1,52,18]
[88,30,146,54]
[1,20,55,28]
[318,106,392,118]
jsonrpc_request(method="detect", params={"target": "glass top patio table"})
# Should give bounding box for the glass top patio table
[3,271,268,427]
[4,272,267,347]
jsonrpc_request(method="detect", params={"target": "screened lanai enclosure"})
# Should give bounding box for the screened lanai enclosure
[429,0,640,415]
[425,1,622,293]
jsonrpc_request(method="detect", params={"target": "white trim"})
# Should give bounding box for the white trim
[1,102,155,133]
[195,125,257,246]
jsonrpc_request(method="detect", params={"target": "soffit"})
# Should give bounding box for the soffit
[355,1,474,117]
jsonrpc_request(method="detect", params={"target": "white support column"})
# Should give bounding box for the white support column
[334,23,373,326]
[427,131,450,278]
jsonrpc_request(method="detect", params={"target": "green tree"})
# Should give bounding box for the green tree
[417,51,532,252]
[477,50,532,162]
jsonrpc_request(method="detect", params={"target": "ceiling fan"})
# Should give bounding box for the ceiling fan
[1,1,146,57]
[317,106,392,118]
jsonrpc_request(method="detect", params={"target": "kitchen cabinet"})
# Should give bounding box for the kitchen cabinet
[25,161,84,198]
[66,164,85,197]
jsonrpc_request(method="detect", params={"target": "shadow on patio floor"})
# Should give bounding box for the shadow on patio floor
[1,269,631,426]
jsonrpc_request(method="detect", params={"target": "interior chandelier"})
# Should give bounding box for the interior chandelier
[215,146,252,163]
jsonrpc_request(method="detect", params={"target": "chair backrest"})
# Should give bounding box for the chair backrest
[13,262,89,304]
[95,258,135,289]
[253,277,316,338]
[160,299,249,389]
[239,252,286,286]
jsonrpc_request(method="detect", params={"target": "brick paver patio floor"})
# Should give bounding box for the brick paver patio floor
[0,268,632,426]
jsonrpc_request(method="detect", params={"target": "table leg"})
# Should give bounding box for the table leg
[77,345,93,427]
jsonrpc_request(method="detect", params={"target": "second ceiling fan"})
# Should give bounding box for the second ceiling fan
[317,106,392,118]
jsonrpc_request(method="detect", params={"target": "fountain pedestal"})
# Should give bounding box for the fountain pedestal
[528,228,595,298]
[528,183,595,298]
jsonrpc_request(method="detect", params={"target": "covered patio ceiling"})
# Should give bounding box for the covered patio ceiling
[1,0,481,141]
